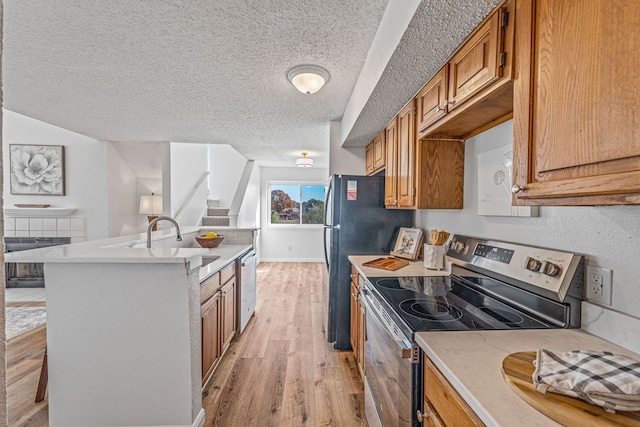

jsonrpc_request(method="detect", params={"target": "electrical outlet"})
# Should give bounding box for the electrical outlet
[585,265,613,305]
[287,245,292,252]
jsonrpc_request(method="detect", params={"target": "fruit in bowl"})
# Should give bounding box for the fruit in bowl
[195,233,224,248]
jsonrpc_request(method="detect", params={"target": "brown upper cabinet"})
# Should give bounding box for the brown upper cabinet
[417,0,514,139]
[365,143,374,175]
[385,117,399,206]
[385,99,464,210]
[365,130,386,176]
[512,0,640,205]
[397,100,417,208]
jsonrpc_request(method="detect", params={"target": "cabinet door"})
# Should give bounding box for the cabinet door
[365,142,375,175]
[513,0,640,204]
[221,279,236,352]
[201,293,220,385]
[448,10,501,111]
[350,281,358,355]
[397,100,417,208]
[417,67,449,132]
[421,401,445,427]
[373,130,386,170]
[385,117,399,207]
[424,355,484,427]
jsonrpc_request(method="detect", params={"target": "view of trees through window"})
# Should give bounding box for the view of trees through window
[270,183,325,225]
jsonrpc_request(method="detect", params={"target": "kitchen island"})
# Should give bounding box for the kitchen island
[416,329,640,427]
[5,226,255,427]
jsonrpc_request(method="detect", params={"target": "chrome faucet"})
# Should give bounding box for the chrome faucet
[147,216,183,248]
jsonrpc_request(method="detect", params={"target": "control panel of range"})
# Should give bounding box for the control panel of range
[446,235,582,298]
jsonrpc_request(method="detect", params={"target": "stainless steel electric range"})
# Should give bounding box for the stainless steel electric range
[360,234,584,427]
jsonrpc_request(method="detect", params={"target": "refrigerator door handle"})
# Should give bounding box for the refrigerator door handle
[323,226,330,270]
[323,179,334,270]
[323,180,333,227]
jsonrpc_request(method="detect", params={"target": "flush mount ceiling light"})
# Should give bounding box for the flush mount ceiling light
[296,152,314,168]
[287,65,330,94]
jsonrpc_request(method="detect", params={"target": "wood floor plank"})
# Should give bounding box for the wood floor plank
[202,262,367,426]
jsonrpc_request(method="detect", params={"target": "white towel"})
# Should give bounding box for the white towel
[532,348,640,413]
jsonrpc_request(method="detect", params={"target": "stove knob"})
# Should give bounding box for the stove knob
[541,261,562,277]
[454,241,465,253]
[525,257,542,272]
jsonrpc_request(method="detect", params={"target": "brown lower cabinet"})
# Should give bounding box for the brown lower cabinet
[201,291,220,385]
[220,278,236,353]
[349,267,366,379]
[422,355,484,427]
[200,262,237,386]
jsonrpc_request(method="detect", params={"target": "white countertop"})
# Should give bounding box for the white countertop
[4,226,255,281]
[415,329,640,427]
[349,255,450,278]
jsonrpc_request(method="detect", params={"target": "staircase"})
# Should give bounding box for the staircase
[201,199,233,226]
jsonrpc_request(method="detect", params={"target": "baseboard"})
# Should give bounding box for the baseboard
[260,258,325,262]
[193,408,206,427]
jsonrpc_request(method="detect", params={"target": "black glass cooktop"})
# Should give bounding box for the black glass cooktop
[364,275,553,334]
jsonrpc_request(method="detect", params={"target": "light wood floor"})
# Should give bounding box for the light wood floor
[6,262,367,427]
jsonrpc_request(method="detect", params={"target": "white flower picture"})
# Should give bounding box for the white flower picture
[10,144,65,195]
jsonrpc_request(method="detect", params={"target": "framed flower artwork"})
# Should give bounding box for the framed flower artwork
[10,144,65,195]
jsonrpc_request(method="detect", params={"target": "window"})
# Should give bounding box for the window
[269,182,326,225]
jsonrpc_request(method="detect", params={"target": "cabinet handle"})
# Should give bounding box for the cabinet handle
[416,410,430,423]
[511,184,526,194]
[434,105,442,112]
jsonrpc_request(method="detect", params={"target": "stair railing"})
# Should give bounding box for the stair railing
[174,171,209,223]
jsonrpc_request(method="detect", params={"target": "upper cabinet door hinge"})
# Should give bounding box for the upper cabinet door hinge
[499,52,507,68]
[501,10,509,28]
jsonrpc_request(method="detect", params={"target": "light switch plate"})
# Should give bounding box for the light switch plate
[585,264,613,305]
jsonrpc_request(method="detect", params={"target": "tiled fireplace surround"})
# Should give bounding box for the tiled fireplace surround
[4,216,86,242]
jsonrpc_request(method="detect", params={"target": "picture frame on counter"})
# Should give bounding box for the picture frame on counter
[390,227,423,261]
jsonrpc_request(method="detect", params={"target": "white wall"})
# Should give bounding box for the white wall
[3,110,109,240]
[415,119,640,321]
[209,144,246,207]
[330,121,366,176]
[168,142,209,228]
[260,166,329,261]
[237,162,260,228]
[106,142,137,237]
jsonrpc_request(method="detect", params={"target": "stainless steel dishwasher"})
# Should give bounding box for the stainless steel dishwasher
[236,249,257,333]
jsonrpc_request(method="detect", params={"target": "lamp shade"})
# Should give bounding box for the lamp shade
[296,152,314,168]
[287,65,330,94]
[139,193,163,215]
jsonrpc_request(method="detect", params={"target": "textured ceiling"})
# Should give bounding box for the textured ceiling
[3,0,502,169]
[3,0,388,168]
[343,0,502,147]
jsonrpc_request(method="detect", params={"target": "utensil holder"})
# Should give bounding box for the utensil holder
[424,244,446,270]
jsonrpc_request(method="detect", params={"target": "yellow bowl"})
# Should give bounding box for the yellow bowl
[195,235,224,248]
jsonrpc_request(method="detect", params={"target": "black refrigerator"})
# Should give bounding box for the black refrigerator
[323,174,413,350]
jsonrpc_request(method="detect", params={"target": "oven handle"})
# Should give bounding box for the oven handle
[361,287,412,350]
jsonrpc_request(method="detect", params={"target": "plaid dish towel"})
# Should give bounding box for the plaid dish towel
[532,348,640,413]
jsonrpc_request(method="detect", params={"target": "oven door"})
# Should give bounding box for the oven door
[362,288,414,427]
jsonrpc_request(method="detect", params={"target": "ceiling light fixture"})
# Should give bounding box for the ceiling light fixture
[296,152,314,168]
[287,65,330,94]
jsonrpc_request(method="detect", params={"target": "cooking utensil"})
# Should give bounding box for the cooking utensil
[429,230,450,246]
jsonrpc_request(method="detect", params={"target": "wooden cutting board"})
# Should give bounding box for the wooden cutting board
[501,351,640,427]
[362,257,409,271]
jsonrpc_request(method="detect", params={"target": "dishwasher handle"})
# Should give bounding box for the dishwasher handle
[240,250,256,266]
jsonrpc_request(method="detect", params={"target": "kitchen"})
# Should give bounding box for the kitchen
[3,0,640,426]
